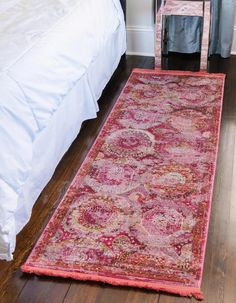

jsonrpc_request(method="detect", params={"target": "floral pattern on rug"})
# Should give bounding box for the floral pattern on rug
[22,69,225,298]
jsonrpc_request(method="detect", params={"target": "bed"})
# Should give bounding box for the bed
[0,0,126,261]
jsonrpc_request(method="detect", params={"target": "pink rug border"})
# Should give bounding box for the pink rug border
[21,69,225,300]
[133,68,225,78]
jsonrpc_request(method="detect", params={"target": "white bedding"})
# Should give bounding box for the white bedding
[0,0,126,260]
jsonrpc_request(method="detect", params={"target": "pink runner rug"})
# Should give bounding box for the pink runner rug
[22,69,225,300]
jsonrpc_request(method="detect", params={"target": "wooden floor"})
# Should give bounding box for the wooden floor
[1,55,236,303]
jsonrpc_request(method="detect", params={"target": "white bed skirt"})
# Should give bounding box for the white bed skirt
[0,22,126,261]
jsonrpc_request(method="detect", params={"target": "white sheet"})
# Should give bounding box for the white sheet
[0,0,126,260]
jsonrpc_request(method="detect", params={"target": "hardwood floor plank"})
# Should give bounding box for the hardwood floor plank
[63,283,102,303]
[0,269,27,303]
[125,288,159,303]
[224,132,236,302]
[159,294,193,303]
[219,58,236,302]
[15,277,70,303]
[94,285,129,303]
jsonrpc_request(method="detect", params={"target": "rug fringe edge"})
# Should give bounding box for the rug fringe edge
[132,68,226,78]
[21,265,204,300]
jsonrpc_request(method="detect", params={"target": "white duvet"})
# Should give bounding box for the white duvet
[0,0,125,260]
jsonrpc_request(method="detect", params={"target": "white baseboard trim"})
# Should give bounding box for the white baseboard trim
[231,26,236,55]
[125,51,154,57]
[126,25,155,57]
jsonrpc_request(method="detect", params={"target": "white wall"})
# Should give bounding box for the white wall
[126,0,236,56]
[231,17,236,54]
[126,0,155,56]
